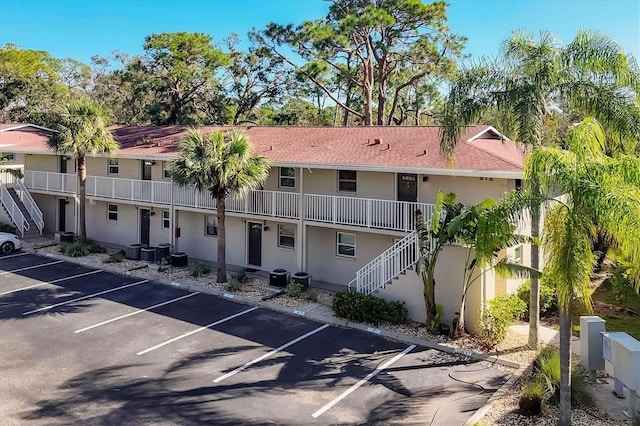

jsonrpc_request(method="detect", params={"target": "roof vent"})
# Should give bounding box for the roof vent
[373,138,382,145]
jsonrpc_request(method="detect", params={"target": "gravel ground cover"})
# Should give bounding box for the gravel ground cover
[28,242,632,425]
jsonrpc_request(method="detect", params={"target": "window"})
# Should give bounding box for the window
[107,204,118,222]
[162,210,170,230]
[278,224,295,249]
[162,161,172,179]
[515,179,522,192]
[108,159,119,175]
[2,153,15,161]
[279,167,295,188]
[337,232,356,258]
[514,245,523,264]
[204,215,218,236]
[338,170,357,192]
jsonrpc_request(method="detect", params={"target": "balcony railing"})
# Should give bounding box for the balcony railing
[24,171,435,232]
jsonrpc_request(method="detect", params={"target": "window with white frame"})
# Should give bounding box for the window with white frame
[337,232,356,258]
[204,215,218,236]
[107,204,118,221]
[162,161,172,179]
[108,158,119,175]
[279,167,295,188]
[514,245,523,264]
[278,224,295,249]
[162,210,170,230]
[338,170,357,192]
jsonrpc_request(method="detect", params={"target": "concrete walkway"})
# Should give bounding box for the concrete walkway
[509,324,581,355]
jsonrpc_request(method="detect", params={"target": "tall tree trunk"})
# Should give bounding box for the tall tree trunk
[528,206,541,349]
[77,154,87,239]
[422,270,436,323]
[376,64,387,125]
[558,306,573,426]
[362,61,373,125]
[216,197,227,283]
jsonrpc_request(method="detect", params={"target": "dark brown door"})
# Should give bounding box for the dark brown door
[142,161,152,180]
[140,209,151,246]
[58,198,66,231]
[248,222,262,266]
[397,174,418,202]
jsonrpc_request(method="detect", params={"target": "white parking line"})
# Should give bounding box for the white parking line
[311,344,416,419]
[22,279,149,315]
[0,252,29,260]
[137,306,258,356]
[0,260,63,275]
[213,324,330,383]
[74,292,199,333]
[0,270,103,296]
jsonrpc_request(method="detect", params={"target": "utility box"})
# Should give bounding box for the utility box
[580,316,606,373]
[611,333,640,390]
[602,332,628,377]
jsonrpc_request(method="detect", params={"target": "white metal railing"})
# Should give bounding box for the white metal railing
[23,171,436,232]
[87,176,172,205]
[348,231,420,294]
[304,194,434,232]
[24,170,76,194]
[15,178,44,233]
[0,184,29,237]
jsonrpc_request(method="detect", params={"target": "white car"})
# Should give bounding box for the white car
[0,232,21,255]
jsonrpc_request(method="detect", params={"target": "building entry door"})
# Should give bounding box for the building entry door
[58,198,66,231]
[397,174,418,202]
[140,208,151,246]
[247,222,262,266]
[59,156,67,174]
[142,161,152,180]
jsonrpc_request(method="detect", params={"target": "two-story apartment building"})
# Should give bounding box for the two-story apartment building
[0,123,529,329]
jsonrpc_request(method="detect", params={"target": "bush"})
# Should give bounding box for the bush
[103,251,124,263]
[83,239,107,254]
[0,222,17,234]
[519,381,544,416]
[532,347,593,407]
[609,262,633,303]
[332,290,407,325]
[59,240,91,257]
[285,281,303,298]
[517,278,557,316]
[478,294,526,349]
[189,261,211,278]
[227,269,249,291]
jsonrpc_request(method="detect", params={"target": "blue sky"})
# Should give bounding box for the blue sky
[1,0,638,64]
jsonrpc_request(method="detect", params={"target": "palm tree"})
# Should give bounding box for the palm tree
[440,30,639,348]
[415,190,464,324]
[526,118,640,426]
[48,98,118,239]
[172,129,270,283]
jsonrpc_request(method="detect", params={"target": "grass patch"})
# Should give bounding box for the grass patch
[103,251,124,263]
[572,278,640,339]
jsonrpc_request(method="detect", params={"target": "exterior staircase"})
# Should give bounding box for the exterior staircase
[349,229,434,295]
[0,174,44,238]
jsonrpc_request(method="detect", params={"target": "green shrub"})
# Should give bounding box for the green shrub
[532,347,593,407]
[633,411,640,426]
[103,251,124,263]
[0,222,17,234]
[285,281,303,298]
[303,289,318,302]
[157,257,169,273]
[59,240,91,257]
[479,294,527,349]
[519,381,544,416]
[189,261,211,278]
[332,290,407,325]
[609,262,632,303]
[83,239,107,254]
[517,278,557,316]
[227,269,249,291]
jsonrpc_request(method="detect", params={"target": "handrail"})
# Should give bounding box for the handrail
[15,178,44,233]
[0,184,29,237]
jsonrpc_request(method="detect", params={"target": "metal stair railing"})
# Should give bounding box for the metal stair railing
[348,230,422,295]
[0,183,29,237]
[14,177,44,233]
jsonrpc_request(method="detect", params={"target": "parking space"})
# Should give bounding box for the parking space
[0,253,510,425]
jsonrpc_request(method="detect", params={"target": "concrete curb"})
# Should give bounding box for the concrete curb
[463,365,528,426]
[22,245,521,370]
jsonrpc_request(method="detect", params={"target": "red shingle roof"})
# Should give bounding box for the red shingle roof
[1,124,528,175]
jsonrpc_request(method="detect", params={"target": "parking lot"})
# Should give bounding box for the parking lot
[0,252,510,425]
